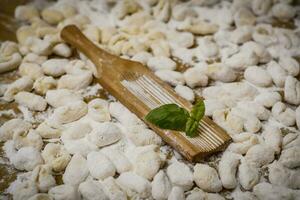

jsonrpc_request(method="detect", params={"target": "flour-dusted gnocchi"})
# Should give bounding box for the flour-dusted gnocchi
[186,188,206,200]
[87,122,122,147]
[167,186,185,200]
[42,143,71,172]
[0,118,32,142]
[240,41,271,64]
[3,76,33,102]
[15,5,39,22]
[13,129,43,151]
[279,146,300,169]
[15,91,47,111]
[25,37,53,56]
[262,125,282,154]
[252,24,277,47]
[196,37,219,59]
[48,184,80,200]
[63,153,89,186]
[127,126,162,146]
[45,89,82,108]
[152,170,172,200]
[57,71,93,90]
[33,76,57,95]
[237,101,270,121]
[272,102,296,127]
[87,151,116,180]
[101,148,132,173]
[87,99,111,122]
[183,67,208,88]
[193,164,222,192]
[204,99,226,117]
[78,180,108,200]
[268,161,300,189]
[167,161,193,191]
[251,0,272,16]
[36,121,62,139]
[11,146,44,171]
[254,91,281,108]
[233,7,256,27]
[102,177,127,200]
[53,43,72,58]
[225,50,259,71]
[147,56,176,71]
[34,164,56,192]
[206,63,237,83]
[42,58,68,77]
[253,182,297,200]
[229,26,253,44]
[41,7,64,25]
[178,17,219,35]
[284,76,300,105]
[279,56,300,77]
[245,144,275,167]
[267,61,287,87]
[117,171,152,198]
[238,158,260,190]
[175,85,195,102]
[227,135,259,155]
[18,62,44,80]
[50,100,88,125]
[272,3,296,21]
[244,66,272,87]
[218,152,241,189]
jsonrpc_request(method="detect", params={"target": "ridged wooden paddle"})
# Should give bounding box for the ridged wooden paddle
[61,25,232,162]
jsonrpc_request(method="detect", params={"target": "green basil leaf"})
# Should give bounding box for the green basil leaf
[145,104,190,131]
[185,100,205,137]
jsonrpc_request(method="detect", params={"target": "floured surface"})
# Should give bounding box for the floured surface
[0,0,300,199]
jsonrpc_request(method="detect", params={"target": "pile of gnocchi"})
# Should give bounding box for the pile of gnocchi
[0,0,300,199]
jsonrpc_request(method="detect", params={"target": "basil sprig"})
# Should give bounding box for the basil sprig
[145,100,205,137]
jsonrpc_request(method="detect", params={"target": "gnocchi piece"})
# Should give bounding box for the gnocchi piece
[245,144,275,167]
[267,61,287,87]
[153,0,171,22]
[101,148,132,173]
[41,8,64,25]
[25,37,53,56]
[0,118,31,142]
[131,51,152,65]
[45,89,82,108]
[196,37,219,58]
[268,161,300,189]
[102,177,127,200]
[57,71,93,90]
[279,56,299,77]
[63,153,89,186]
[87,122,122,147]
[87,151,116,180]
[262,126,282,154]
[0,47,22,73]
[206,63,237,83]
[152,170,172,200]
[3,76,33,102]
[244,66,272,87]
[13,129,43,151]
[53,43,72,58]
[230,26,253,44]
[279,146,300,169]
[34,165,56,192]
[193,164,222,192]
[41,143,71,172]
[48,184,80,200]
[240,41,271,64]
[284,76,300,105]
[166,161,193,191]
[42,58,68,77]
[175,85,195,102]
[19,62,44,80]
[147,56,176,71]
[178,17,219,35]
[254,91,281,108]
[183,67,208,88]
[33,76,57,95]
[218,152,241,189]
[186,188,206,200]
[155,70,185,86]
[227,135,259,155]
[172,5,197,21]
[14,5,39,22]
[238,159,260,190]
[11,146,44,171]
[253,182,297,200]
[272,3,296,21]
[36,121,62,139]
[112,0,141,19]
[272,102,296,127]
[117,172,151,198]
[22,53,47,65]
[78,180,108,200]
[167,31,194,48]
[167,186,185,200]
[14,91,47,111]
[251,0,272,16]
[127,125,162,146]
[50,101,88,124]
[225,50,259,71]
[134,146,162,180]
[233,7,256,27]
[204,99,226,117]
[87,99,111,122]
[237,101,270,121]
